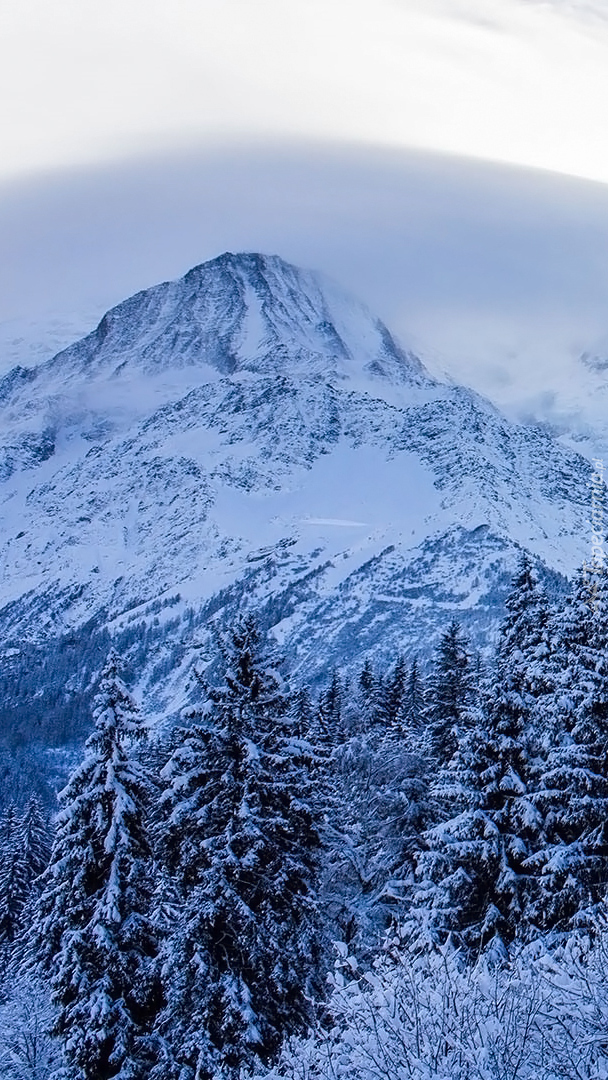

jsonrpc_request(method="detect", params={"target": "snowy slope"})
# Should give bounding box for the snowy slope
[0,253,594,701]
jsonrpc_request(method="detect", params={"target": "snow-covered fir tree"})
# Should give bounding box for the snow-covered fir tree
[358,659,375,697]
[291,686,314,738]
[156,616,324,1080]
[0,797,52,978]
[340,660,392,739]
[528,565,608,933]
[411,556,551,955]
[368,724,431,903]
[34,649,159,1080]
[492,553,553,728]
[424,621,475,764]
[344,660,380,734]
[383,656,408,729]
[367,662,401,734]
[315,669,343,744]
[326,663,382,943]
[0,804,28,968]
[19,796,50,897]
[396,657,426,738]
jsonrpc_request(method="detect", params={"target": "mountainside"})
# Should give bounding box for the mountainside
[0,253,594,723]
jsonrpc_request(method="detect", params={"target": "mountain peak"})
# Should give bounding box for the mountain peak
[30,251,428,388]
[0,252,593,718]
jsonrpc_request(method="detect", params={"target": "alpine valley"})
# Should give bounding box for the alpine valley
[0,252,595,756]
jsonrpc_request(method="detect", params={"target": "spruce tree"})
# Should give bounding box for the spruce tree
[528,566,608,932]
[412,556,551,954]
[385,656,408,728]
[314,669,343,745]
[343,661,389,737]
[292,686,314,738]
[424,621,475,764]
[35,649,159,1080]
[370,668,398,734]
[1,797,52,976]
[157,616,324,1080]
[19,795,50,894]
[493,553,552,723]
[397,658,426,738]
[0,805,28,965]
[358,659,375,697]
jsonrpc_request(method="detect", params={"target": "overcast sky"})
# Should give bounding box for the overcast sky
[2,0,608,437]
[3,0,608,184]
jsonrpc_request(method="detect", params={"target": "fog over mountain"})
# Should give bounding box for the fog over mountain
[3,143,608,458]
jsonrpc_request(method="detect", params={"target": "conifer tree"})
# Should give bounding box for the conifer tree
[385,656,408,728]
[358,659,375,697]
[348,660,389,736]
[292,686,314,737]
[412,557,551,955]
[370,667,398,734]
[327,720,430,953]
[491,553,552,730]
[0,805,28,964]
[370,718,432,901]
[157,616,324,1080]
[397,657,426,739]
[1,797,52,976]
[35,649,159,1080]
[290,686,329,813]
[19,796,50,895]
[424,621,475,764]
[314,668,343,745]
[528,566,608,932]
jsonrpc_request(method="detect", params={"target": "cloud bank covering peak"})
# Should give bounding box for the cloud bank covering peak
[2,2,608,453]
[2,142,608,454]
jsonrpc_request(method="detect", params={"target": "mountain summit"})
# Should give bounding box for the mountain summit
[4,253,426,391]
[0,253,594,716]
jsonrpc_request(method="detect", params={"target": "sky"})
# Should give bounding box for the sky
[3,0,608,185]
[2,0,608,441]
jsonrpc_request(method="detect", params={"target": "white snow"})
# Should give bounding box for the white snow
[0,253,595,670]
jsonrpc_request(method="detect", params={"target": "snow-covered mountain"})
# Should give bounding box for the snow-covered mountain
[0,252,595,713]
